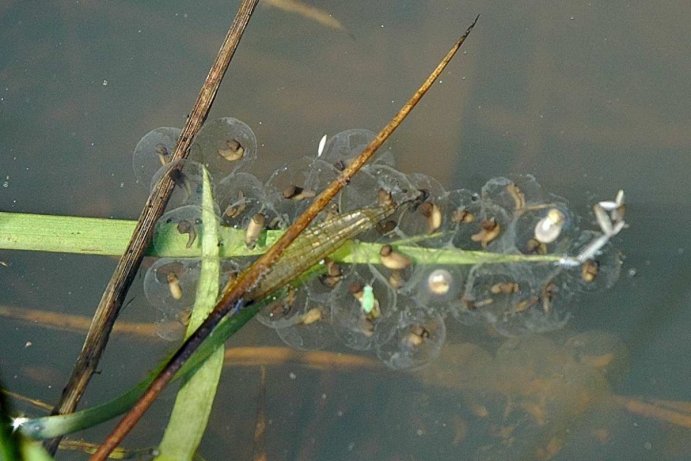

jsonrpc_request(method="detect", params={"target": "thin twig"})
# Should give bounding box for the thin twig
[90,16,479,460]
[46,0,261,454]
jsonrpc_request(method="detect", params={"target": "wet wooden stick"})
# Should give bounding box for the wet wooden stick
[91,16,478,460]
[46,0,261,453]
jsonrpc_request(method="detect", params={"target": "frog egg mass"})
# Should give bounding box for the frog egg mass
[135,121,625,369]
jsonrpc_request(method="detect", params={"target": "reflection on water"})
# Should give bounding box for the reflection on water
[414,332,621,459]
[377,329,687,460]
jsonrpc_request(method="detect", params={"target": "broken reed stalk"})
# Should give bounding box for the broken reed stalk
[91,16,479,461]
[46,0,261,454]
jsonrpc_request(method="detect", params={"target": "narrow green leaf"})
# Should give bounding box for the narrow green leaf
[0,212,563,265]
[16,301,263,440]
[156,168,224,460]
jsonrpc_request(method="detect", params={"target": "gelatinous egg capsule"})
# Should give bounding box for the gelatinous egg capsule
[318,259,343,289]
[155,143,172,166]
[378,188,395,208]
[481,176,546,213]
[330,274,394,350]
[540,281,557,314]
[160,263,184,300]
[427,269,452,296]
[581,259,599,283]
[256,287,299,328]
[513,202,575,256]
[144,258,201,310]
[319,128,376,165]
[455,264,528,326]
[388,269,407,290]
[379,244,412,270]
[244,212,265,249]
[335,167,382,216]
[376,219,397,236]
[300,306,326,326]
[490,281,520,295]
[176,219,198,249]
[534,208,566,244]
[506,181,527,211]
[149,160,210,210]
[282,184,316,201]
[403,324,431,349]
[132,126,181,187]
[270,289,297,320]
[374,304,446,370]
[513,295,538,313]
[222,190,246,219]
[275,299,334,351]
[418,201,443,234]
[525,238,547,255]
[365,163,420,207]
[452,208,475,224]
[264,157,329,225]
[217,138,244,162]
[470,217,501,248]
[216,172,265,227]
[256,285,323,330]
[190,117,257,177]
[567,230,622,291]
[407,266,464,313]
[152,205,214,256]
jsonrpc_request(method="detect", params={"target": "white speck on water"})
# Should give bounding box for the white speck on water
[317,134,327,157]
[289,371,296,380]
[24,341,32,348]
[102,80,108,86]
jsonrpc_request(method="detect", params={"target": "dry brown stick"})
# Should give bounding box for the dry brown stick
[46,0,261,453]
[90,16,478,461]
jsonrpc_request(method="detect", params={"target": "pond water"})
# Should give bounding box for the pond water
[1,1,690,459]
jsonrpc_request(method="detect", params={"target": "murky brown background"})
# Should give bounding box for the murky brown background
[1,1,690,459]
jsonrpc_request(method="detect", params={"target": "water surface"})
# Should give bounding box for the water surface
[1,1,690,459]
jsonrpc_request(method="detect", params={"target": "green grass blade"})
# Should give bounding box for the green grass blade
[0,212,563,265]
[156,168,223,460]
[17,301,263,440]
[0,212,138,257]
